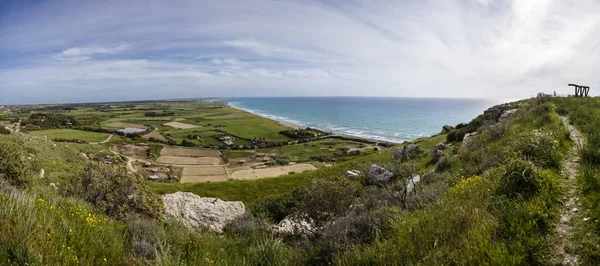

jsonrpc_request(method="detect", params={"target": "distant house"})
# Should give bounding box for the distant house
[219,135,236,146]
[237,160,246,165]
[147,175,160,180]
[144,162,152,167]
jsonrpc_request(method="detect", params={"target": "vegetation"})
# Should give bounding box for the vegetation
[30,129,110,143]
[0,97,586,265]
[553,97,600,264]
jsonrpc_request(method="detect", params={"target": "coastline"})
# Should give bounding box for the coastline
[224,102,402,145]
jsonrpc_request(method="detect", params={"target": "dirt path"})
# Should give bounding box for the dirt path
[90,134,114,144]
[554,116,585,265]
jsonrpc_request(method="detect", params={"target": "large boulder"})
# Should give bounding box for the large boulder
[462,132,479,147]
[431,149,444,163]
[441,125,455,133]
[393,144,419,160]
[367,164,394,185]
[404,174,421,195]
[272,213,315,236]
[162,192,245,233]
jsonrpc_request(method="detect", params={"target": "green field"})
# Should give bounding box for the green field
[31,129,110,142]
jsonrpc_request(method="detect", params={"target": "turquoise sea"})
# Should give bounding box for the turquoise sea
[216,97,513,143]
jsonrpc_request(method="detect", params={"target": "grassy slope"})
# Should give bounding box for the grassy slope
[150,134,447,206]
[0,97,576,265]
[334,98,570,265]
[30,129,110,142]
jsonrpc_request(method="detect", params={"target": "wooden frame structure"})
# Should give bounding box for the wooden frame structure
[568,84,590,97]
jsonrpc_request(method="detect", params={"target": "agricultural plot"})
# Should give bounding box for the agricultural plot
[224,138,375,163]
[156,156,221,165]
[142,131,168,142]
[230,164,317,180]
[31,129,110,143]
[180,166,229,183]
[114,144,149,158]
[160,146,220,157]
[163,121,201,129]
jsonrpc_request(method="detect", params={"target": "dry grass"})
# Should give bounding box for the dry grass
[231,164,317,180]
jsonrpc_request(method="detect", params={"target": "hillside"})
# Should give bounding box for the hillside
[0,96,596,265]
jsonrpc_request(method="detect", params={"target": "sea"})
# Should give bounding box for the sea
[214,97,514,143]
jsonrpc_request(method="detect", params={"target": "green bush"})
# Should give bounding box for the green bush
[0,142,34,186]
[496,157,540,199]
[295,177,360,225]
[80,162,164,220]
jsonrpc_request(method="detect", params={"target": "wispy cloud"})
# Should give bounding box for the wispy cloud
[2,0,600,104]
[52,44,130,61]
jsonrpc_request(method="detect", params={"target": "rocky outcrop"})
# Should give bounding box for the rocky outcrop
[367,164,394,185]
[462,132,479,147]
[499,109,517,122]
[162,192,245,233]
[393,144,419,160]
[436,143,447,150]
[345,170,361,179]
[441,125,455,133]
[431,149,444,163]
[404,174,421,195]
[272,213,315,236]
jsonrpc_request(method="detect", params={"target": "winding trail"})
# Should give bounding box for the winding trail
[554,116,585,265]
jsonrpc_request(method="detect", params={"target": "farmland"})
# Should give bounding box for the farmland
[30,129,110,143]
[3,100,379,185]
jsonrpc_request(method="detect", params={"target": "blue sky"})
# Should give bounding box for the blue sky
[2,0,600,104]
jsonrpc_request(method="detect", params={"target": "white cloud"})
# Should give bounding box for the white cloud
[52,44,130,61]
[3,0,600,103]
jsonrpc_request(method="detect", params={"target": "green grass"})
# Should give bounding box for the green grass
[150,134,448,207]
[31,129,110,142]
[553,97,600,264]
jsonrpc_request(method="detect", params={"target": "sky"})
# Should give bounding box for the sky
[1,0,600,104]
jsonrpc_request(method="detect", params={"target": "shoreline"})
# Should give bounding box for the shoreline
[223,102,402,145]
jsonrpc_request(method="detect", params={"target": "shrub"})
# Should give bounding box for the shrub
[252,193,299,222]
[80,162,164,220]
[127,218,165,261]
[0,127,10,135]
[295,177,360,225]
[496,157,540,199]
[446,129,466,143]
[224,213,270,239]
[0,142,34,186]
[315,207,399,262]
[435,157,451,172]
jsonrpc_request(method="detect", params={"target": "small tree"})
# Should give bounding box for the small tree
[80,162,164,220]
[0,142,32,186]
